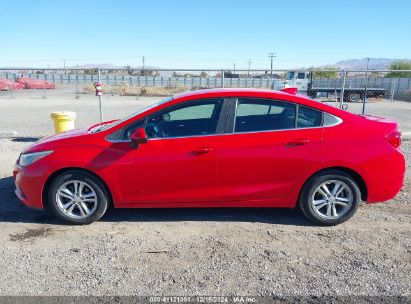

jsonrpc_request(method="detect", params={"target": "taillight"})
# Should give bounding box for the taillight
[386,131,402,148]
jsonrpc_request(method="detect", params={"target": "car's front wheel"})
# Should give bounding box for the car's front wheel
[299,170,361,226]
[47,170,109,224]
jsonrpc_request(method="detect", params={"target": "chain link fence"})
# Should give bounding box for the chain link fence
[1,68,410,138]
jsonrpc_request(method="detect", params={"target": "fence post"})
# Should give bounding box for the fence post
[390,80,396,102]
[75,75,79,98]
[221,69,225,88]
[42,72,46,99]
[362,86,367,114]
[340,70,346,109]
[98,68,103,122]
[362,72,368,114]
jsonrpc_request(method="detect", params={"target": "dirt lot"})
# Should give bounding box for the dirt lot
[0,138,409,296]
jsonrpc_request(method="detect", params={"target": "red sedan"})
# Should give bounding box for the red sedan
[16,77,56,89]
[13,89,405,225]
[0,78,24,90]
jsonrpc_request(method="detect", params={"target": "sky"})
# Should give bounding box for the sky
[0,0,410,69]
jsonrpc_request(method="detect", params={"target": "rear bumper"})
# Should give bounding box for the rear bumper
[364,149,406,203]
[13,164,45,209]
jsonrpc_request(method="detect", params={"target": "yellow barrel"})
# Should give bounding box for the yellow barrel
[50,111,76,134]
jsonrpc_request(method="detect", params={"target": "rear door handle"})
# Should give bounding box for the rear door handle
[286,139,311,146]
[191,147,214,154]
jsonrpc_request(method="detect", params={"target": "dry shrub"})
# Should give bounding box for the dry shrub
[83,83,190,96]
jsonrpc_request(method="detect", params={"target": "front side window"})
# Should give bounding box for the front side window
[234,99,296,133]
[146,99,223,138]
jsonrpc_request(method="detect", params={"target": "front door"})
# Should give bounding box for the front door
[113,98,226,204]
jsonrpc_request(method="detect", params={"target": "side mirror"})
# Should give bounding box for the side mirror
[130,127,148,148]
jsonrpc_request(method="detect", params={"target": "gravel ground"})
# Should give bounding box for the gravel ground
[0,139,409,297]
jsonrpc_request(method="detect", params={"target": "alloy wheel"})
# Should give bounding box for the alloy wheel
[311,180,353,219]
[55,180,98,219]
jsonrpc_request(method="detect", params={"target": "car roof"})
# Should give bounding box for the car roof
[174,88,295,99]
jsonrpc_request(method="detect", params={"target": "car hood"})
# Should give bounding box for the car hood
[24,128,90,153]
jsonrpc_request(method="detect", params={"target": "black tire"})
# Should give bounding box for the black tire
[47,170,110,224]
[298,170,361,226]
[348,92,360,102]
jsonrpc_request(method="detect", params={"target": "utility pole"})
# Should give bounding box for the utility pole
[247,59,252,76]
[268,52,276,77]
[233,63,236,74]
[142,56,145,70]
[63,59,66,74]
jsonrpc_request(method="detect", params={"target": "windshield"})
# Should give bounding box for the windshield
[90,96,173,133]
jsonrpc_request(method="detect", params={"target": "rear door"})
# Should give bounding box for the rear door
[217,98,324,204]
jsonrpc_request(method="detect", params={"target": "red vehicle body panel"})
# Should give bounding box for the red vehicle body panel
[0,78,24,90]
[16,77,56,89]
[13,89,406,210]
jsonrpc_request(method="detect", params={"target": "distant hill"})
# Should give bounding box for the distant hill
[321,58,411,70]
[68,63,121,69]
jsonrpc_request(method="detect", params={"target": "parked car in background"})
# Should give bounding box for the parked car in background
[16,77,56,89]
[13,88,405,225]
[0,77,24,90]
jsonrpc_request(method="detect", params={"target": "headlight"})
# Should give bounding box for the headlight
[19,151,53,167]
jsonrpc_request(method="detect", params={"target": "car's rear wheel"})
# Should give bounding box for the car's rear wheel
[299,170,361,226]
[47,170,109,224]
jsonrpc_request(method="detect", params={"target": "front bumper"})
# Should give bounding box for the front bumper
[13,164,45,209]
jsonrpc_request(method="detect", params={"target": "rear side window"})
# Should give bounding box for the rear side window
[235,99,296,133]
[323,113,342,126]
[297,105,323,128]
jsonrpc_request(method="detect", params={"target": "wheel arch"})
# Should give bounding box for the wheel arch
[42,167,113,209]
[299,166,368,202]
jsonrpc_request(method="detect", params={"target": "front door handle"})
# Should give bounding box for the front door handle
[191,147,214,154]
[286,139,311,146]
